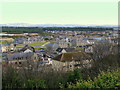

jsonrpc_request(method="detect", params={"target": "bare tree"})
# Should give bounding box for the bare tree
[92,40,117,60]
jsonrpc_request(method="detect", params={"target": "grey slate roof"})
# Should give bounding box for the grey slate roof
[18,45,35,52]
[56,48,75,53]
[7,52,35,61]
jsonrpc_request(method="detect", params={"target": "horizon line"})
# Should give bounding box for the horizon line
[0,23,117,26]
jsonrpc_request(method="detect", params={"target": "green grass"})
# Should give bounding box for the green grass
[34,47,43,50]
[2,61,6,64]
[75,47,85,50]
[0,41,9,44]
[50,41,56,43]
[0,55,7,58]
[27,42,48,46]
[14,42,49,49]
[16,44,25,49]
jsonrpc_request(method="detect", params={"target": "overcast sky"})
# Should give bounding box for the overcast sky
[1,2,118,25]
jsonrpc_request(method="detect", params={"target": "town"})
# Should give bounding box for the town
[1,27,118,72]
[1,1,119,89]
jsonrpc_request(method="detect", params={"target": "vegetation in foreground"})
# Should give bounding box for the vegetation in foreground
[67,69,120,88]
[2,66,120,89]
[2,41,119,89]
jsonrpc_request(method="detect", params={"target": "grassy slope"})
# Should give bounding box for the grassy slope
[27,41,48,46]
[15,42,48,50]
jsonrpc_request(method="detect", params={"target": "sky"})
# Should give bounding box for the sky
[1,1,118,25]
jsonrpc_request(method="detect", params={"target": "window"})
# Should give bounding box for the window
[34,57,37,60]
[69,65,72,67]
[19,62,21,64]
[15,62,17,64]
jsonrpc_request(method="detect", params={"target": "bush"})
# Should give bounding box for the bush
[59,69,83,88]
[2,66,47,88]
[24,79,47,88]
[67,69,82,83]
[67,69,120,88]
[2,66,23,88]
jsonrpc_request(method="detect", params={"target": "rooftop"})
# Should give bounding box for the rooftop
[53,52,91,62]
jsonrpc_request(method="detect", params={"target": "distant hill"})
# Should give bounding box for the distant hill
[0,23,118,28]
[2,26,113,34]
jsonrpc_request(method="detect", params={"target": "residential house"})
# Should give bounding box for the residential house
[1,43,14,53]
[52,52,93,71]
[6,52,39,68]
[39,53,52,65]
[45,43,59,52]
[23,36,44,44]
[71,38,95,47]
[18,45,35,53]
[57,40,71,48]
[1,45,9,52]
[84,46,93,53]
[71,38,87,47]
[5,45,37,65]
[56,48,75,54]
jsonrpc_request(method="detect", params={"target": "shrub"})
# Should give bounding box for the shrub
[24,79,47,88]
[2,66,23,88]
[2,66,47,88]
[67,69,82,83]
[67,69,120,88]
[59,69,83,88]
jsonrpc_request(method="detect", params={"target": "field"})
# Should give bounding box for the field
[16,44,25,49]
[15,42,49,49]
[26,41,49,46]
[0,41,9,44]
[75,47,85,50]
